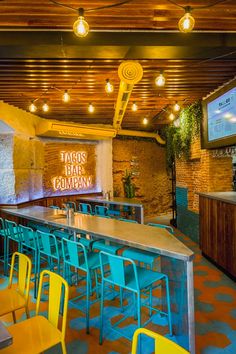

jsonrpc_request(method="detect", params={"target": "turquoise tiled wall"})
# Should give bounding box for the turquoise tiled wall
[176,187,199,243]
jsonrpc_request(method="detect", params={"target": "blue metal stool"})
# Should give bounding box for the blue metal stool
[19,224,39,297]
[78,202,93,214]
[99,251,172,344]
[5,219,22,275]
[0,217,8,275]
[66,201,77,210]
[61,237,101,334]
[49,205,60,209]
[147,222,174,234]
[94,205,108,217]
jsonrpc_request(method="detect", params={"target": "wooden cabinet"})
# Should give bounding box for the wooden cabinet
[199,195,236,278]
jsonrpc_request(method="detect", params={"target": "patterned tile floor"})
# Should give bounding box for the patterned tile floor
[1,227,236,354]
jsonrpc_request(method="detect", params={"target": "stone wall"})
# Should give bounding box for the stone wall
[113,137,171,217]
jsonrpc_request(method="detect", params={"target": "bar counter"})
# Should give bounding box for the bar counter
[199,191,236,278]
[2,206,195,353]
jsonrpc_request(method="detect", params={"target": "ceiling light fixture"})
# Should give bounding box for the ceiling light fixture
[62,89,70,102]
[50,0,134,38]
[169,113,175,121]
[155,71,165,87]
[174,102,180,112]
[168,0,228,33]
[132,102,138,112]
[143,117,148,125]
[42,101,49,112]
[105,79,114,94]
[73,8,89,38]
[29,101,37,113]
[88,102,95,113]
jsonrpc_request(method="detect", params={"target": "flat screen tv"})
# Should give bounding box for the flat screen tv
[201,79,236,149]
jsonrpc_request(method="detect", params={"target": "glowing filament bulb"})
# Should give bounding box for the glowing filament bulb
[143,118,148,125]
[155,72,165,87]
[169,113,175,121]
[132,102,138,112]
[105,79,114,94]
[178,8,195,33]
[174,102,180,112]
[29,101,37,113]
[88,102,94,113]
[63,90,70,103]
[42,102,49,112]
[73,8,89,38]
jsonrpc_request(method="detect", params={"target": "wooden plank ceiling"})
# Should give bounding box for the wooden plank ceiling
[0,1,236,131]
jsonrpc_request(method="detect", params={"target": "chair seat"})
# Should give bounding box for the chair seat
[106,264,165,291]
[0,315,62,354]
[123,248,159,265]
[0,288,26,316]
[79,252,100,271]
[92,240,123,254]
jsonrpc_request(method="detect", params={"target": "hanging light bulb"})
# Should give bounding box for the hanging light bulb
[169,113,175,121]
[105,79,114,94]
[88,102,95,113]
[29,101,37,113]
[174,102,180,112]
[73,8,89,38]
[178,7,195,33]
[63,90,70,103]
[155,71,165,87]
[132,102,138,112]
[143,117,148,125]
[42,101,49,112]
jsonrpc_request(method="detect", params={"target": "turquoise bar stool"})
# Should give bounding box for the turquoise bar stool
[19,224,39,297]
[36,231,61,288]
[49,205,60,209]
[99,251,172,344]
[53,228,95,250]
[5,219,22,274]
[78,202,93,214]
[94,205,108,217]
[0,217,8,275]
[61,237,101,334]
[118,218,138,223]
[123,223,174,269]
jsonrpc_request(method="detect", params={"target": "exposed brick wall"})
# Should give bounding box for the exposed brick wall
[176,136,233,212]
[112,138,172,217]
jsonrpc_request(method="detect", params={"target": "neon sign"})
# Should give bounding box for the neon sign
[52,150,93,192]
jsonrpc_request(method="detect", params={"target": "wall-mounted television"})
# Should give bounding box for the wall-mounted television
[201,79,236,149]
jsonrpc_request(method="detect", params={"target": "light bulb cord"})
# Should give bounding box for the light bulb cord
[167,0,229,11]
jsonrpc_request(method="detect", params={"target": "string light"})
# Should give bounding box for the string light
[29,101,37,113]
[73,8,89,38]
[42,101,49,112]
[132,102,138,112]
[155,71,165,87]
[105,79,114,94]
[88,102,95,113]
[174,102,180,112]
[169,113,175,121]
[62,90,70,103]
[143,117,148,125]
[178,6,195,33]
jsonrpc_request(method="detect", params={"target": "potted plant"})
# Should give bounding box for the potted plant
[122,170,135,198]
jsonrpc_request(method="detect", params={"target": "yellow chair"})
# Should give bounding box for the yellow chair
[0,252,32,323]
[131,328,190,354]
[1,270,69,354]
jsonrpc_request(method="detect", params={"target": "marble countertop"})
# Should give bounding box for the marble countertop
[2,206,193,261]
[198,191,236,205]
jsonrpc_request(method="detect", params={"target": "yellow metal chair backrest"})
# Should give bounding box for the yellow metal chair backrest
[36,270,69,341]
[9,252,32,304]
[132,328,190,354]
